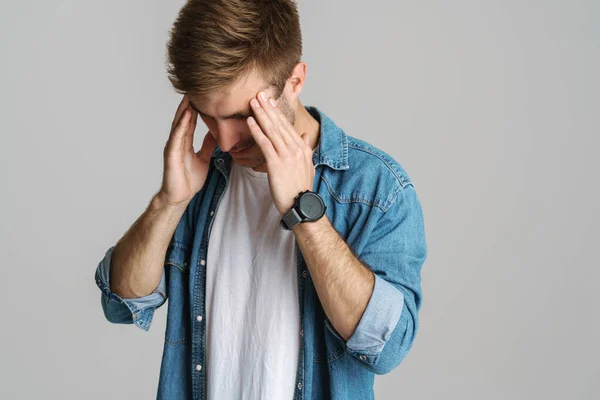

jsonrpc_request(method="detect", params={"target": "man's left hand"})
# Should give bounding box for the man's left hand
[247,91,315,215]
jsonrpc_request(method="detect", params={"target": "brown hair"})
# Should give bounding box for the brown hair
[166,0,302,98]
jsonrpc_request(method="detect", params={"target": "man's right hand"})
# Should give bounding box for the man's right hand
[159,95,218,206]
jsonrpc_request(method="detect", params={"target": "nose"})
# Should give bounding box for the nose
[213,121,245,153]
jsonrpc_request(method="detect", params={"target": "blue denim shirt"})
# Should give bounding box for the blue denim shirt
[95,105,427,400]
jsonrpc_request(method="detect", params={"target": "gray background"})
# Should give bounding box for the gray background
[0,0,598,399]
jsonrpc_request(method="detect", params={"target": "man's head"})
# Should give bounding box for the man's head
[166,0,304,170]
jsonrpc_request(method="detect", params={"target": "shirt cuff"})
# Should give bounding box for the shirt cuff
[95,245,167,331]
[325,273,404,362]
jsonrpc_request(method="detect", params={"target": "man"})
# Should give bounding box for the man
[94,0,427,399]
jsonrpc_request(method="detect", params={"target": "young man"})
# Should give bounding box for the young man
[94,0,427,399]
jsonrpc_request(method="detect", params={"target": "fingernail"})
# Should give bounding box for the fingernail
[269,98,276,107]
[259,91,267,100]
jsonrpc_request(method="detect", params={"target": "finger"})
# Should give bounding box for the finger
[247,116,278,162]
[301,132,310,146]
[166,109,191,155]
[183,109,198,152]
[256,93,295,148]
[170,94,189,132]
[250,97,287,154]
[195,131,218,162]
[260,94,305,150]
[170,94,190,132]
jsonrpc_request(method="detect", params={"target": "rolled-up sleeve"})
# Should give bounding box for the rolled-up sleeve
[94,245,167,331]
[325,183,427,374]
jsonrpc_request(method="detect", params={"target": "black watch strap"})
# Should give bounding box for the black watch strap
[280,208,302,230]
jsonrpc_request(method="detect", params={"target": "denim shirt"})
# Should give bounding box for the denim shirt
[95,105,427,400]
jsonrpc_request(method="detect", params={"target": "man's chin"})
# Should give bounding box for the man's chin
[232,156,266,170]
[232,156,256,165]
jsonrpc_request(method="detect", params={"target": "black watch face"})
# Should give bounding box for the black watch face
[299,193,325,220]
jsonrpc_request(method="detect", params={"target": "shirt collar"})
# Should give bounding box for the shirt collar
[306,105,349,171]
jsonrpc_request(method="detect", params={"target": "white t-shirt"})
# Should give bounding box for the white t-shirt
[205,162,301,399]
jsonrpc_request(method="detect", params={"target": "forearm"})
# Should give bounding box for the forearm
[293,216,375,341]
[110,193,187,298]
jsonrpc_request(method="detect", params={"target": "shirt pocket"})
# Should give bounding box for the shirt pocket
[164,242,191,346]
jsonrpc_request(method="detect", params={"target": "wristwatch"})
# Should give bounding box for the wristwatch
[280,190,327,230]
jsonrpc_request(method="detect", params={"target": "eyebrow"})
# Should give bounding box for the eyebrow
[188,100,254,121]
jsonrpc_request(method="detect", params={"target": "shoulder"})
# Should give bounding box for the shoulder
[321,133,417,212]
[346,134,413,188]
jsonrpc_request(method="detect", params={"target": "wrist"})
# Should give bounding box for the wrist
[152,192,189,215]
[292,214,329,235]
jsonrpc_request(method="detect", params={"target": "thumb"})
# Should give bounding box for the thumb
[301,133,310,146]
[196,131,218,161]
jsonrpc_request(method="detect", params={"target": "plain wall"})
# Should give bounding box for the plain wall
[0,0,598,399]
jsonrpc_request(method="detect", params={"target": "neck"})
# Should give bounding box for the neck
[293,101,321,152]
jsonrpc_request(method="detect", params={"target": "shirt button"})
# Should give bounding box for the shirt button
[200,259,206,266]
[197,315,203,322]
[196,364,202,371]
[359,355,367,361]
[297,382,302,390]
[210,210,214,216]
[302,270,307,278]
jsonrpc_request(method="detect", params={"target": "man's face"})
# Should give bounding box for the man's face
[187,71,296,171]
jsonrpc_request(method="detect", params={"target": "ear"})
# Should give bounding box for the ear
[287,62,307,99]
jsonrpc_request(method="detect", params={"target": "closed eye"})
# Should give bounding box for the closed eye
[190,101,254,121]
